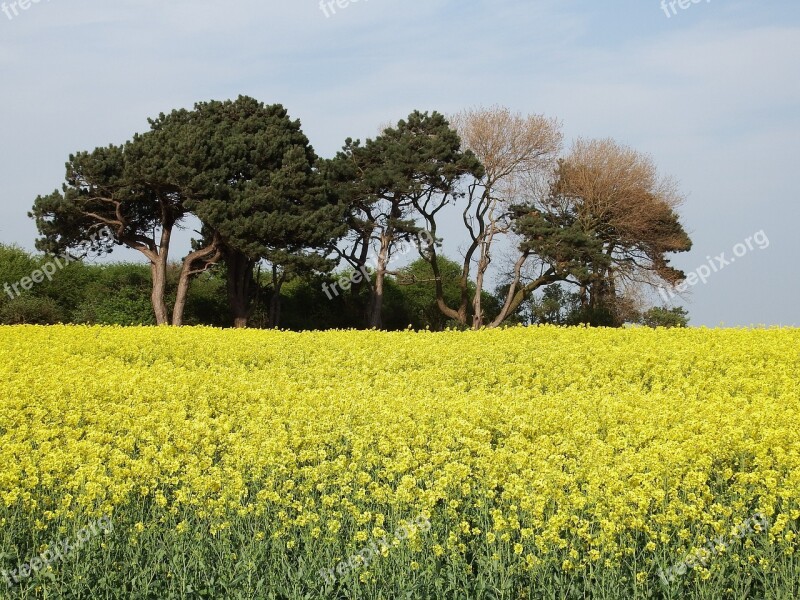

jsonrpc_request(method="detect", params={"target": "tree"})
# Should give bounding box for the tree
[328,111,482,328]
[122,109,227,326]
[31,97,344,327]
[415,106,563,328]
[511,138,692,326]
[176,98,345,328]
[29,112,226,326]
[29,143,182,323]
[397,257,470,330]
[640,306,689,328]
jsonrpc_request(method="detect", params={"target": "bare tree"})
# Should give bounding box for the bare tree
[415,106,563,328]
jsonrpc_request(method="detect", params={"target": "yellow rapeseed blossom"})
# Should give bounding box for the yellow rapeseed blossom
[0,324,798,589]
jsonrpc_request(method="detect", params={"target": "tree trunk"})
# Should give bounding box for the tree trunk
[150,259,170,325]
[421,223,467,326]
[367,233,392,329]
[147,225,172,326]
[349,234,372,300]
[172,238,223,327]
[472,237,492,329]
[172,267,192,327]
[489,257,563,328]
[471,198,498,330]
[226,250,257,329]
[268,266,285,329]
[472,273,484,329]
[419,183,491,328]
[269,293,282,329]
[87,200,177,326]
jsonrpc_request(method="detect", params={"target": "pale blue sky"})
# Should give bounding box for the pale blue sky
[1,0,798,326]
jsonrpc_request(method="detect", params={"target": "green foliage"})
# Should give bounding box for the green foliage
[395,258,456,330]
[272,270,407,331]
[276,274,356,331]
[329,111,482,248]
[160,96,347,325]
[179,270,230,328]
[0,244,40,288]
[23,100,694,330]
[1,241,690,330]
[0,295,65,324]
[2,505,797,599]
[566,305,620,327]
[0,245,86,322]
[526,284,582,326]
[327,110,483,327]
[69,264,158,325]
[641,306,690,328]
[0,245,234,327]
[165,97,345,262]
[29,145,131,258]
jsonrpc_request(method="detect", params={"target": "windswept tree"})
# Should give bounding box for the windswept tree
[328,111,482,328]
[122,107,228,326]
[31,96,344,327]
[31,106,229,326]
[415,106,563,328]
[30,143,184,325]
[511,138,692,326]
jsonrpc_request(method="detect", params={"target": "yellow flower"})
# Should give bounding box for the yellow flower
[1,325,798,591]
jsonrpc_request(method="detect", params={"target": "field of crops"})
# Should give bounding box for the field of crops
[1,325,799,599]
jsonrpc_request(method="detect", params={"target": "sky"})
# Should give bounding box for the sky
[0,0,798,326]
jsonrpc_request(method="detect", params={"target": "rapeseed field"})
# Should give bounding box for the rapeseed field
[0,325,798,598]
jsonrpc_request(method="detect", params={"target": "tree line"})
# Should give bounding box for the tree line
[22,96,692,329]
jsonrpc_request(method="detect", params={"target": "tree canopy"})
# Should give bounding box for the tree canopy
[27,100,693,329]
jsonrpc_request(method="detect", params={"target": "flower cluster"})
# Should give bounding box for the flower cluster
[320,514,430,585]
[0,325,798,594]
